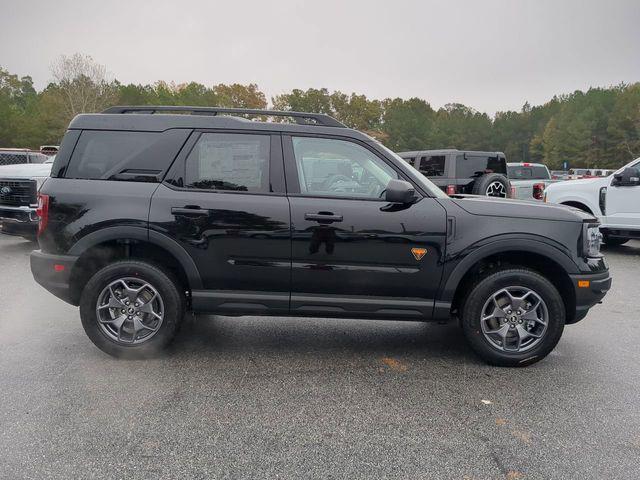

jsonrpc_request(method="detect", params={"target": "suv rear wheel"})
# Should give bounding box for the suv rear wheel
[79,260,185,358]
[460,268,565,367]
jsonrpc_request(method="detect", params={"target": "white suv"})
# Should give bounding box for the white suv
[544,158,640,246]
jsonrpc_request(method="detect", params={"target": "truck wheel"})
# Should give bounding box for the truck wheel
[460,268,565,367]
[472,173,510,198]
[79,260,185,358]
[602,234,628,247]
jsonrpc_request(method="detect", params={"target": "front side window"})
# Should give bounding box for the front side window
[292,136,398,199]
[185,133,270,192]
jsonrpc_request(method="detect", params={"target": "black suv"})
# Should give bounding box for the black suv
[398,149,512,197]
[31,106,611,366]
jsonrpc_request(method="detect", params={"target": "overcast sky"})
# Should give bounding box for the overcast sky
[2,0,639,115]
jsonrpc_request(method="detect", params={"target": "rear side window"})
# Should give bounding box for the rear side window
[419,155,445,176]
[184,133,270,192]
[456,154,506,178]
[65,129,190,181]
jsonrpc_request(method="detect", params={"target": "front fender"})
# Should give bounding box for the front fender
[436,235,580,317]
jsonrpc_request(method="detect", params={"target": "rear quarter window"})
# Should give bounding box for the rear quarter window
[65,129,190,181]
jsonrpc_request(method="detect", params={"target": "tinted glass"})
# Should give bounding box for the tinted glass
[507,165,550,180]
[66,129,191,181]
[67,131,158,179]
[419,155,445,176]
[456,154,506,178]
[185,133,270,192]
[292,137,398,199]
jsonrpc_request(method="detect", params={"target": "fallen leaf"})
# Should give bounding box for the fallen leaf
[381,357,408,371]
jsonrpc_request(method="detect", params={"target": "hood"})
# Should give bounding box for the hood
[450,194,595,223]
[0,163,53,179]
[545,176,608,192]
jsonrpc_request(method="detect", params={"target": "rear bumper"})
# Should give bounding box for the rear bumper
[568,270,612,324]
[30,250,79,305]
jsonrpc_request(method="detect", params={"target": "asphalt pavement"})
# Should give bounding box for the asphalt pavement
[0,234,639,479]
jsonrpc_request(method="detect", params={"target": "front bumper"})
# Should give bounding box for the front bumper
[0,205,38,224]
[568,270,612,324]
[30,250,79,305]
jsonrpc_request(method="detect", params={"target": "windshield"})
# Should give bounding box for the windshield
[373,140,449,198]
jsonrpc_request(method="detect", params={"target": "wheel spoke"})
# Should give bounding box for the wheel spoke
[132,316,154,335]
[99,313,127,327]
[98,295,126,310]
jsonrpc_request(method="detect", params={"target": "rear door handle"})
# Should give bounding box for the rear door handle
[304,212,343,223]
[171,206,210,216]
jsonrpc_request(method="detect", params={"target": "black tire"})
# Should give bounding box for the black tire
[460,268,565,367]
[79,260,185,358]
[471,173,510,198]
[602,234,628,247]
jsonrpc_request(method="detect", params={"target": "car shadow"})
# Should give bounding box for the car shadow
[0,236,38,255]
[602,241,640,256]
[169,314,478,365]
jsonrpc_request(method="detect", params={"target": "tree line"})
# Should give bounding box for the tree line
[1,54,639,169]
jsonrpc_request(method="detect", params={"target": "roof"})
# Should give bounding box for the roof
[507,162,546,167]
[68,106,367,140]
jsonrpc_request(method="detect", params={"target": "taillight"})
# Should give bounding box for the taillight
[533,183,545,200]
[36,193,49,236]
[446,185,457,195]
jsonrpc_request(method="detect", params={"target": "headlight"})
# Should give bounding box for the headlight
[582,224,602,257]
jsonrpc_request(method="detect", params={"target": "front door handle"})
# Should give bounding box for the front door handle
[304,212,343,223]
[171,206,210,216]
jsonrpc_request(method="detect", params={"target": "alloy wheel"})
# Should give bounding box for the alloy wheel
[96,277,165,344]
[480,286,549,352]
[486,181,507,197]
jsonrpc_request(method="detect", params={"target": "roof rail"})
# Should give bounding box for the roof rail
[101,105,346,128]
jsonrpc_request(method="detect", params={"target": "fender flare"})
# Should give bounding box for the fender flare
[439,236,579,306]
[555,196,598,215]
[68,226,203,289]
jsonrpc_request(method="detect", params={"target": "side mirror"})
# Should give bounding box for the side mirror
[613,167,640,186]
[385,179,416,204]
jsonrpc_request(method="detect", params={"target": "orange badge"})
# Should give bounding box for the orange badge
[411,248,427,261]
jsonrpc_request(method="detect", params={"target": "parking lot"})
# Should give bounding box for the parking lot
[0,233,638,479]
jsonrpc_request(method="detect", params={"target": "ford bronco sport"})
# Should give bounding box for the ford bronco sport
[31,106,611,366]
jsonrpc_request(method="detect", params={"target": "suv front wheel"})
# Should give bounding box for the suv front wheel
[79,260,185,358]
[460,268,565,367]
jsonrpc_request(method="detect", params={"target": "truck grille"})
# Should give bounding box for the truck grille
[0,179,37,206]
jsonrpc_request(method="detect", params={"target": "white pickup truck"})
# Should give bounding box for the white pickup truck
[544,157,640,246]
[0,159,53,239]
